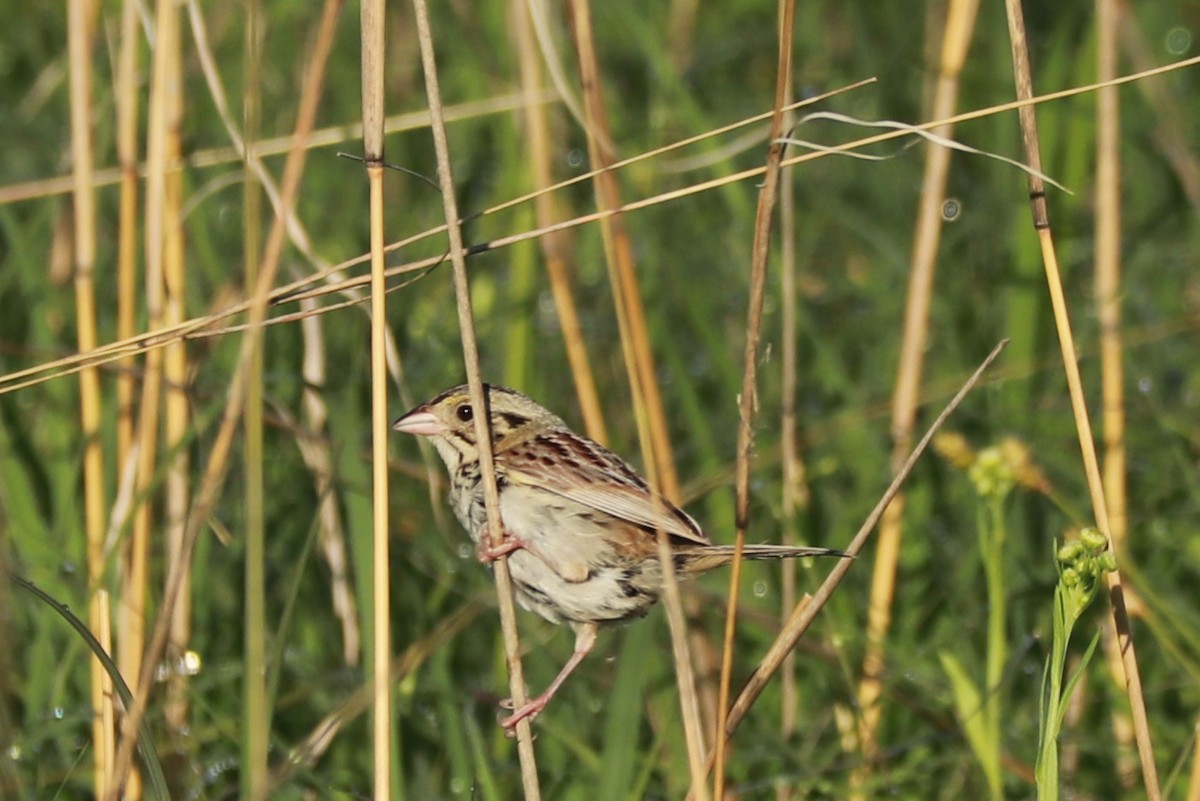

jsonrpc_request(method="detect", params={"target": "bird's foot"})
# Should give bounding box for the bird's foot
[499,693,549,734]
[476,535,526,563]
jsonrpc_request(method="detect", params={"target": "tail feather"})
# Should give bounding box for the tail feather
[676,543,848,574]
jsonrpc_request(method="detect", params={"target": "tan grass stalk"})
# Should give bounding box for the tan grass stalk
[115,0,140,465]
[296,296,361,662]
[106,3,345,796]
[1095,0,1139,787]
[121,1,183,798]
[776,38,806,801]
[566,0,681,501]
[855,0,980,770]
[408,0,544,794]
[1003,1,1160,798]
[359,0,393,795]
[567,3,708,796]
[68,0,112,796]
[240,0,268,796]
[714,2,796,798]
[162,115,193,728]
[512,0,607,443]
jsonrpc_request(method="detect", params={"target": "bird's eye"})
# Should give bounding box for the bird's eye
[455,403,473,422]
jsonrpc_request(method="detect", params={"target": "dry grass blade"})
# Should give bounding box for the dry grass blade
[358,0,392,795]
[408,0,543,795]
[728,340,1007,739]
[714,1,796,797]
[68,1,111,795]
[1003,1,1160,798]
[568,1,707,795]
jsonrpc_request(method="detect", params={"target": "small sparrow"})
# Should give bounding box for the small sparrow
[393,383,843,728]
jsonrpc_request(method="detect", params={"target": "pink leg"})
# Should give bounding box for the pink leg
[476,534,526,563]
[501,623,598,731]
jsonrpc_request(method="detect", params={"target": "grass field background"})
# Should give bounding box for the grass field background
[1,1,1198,799]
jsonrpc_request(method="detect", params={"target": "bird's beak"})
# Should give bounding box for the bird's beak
[391,409,444,436]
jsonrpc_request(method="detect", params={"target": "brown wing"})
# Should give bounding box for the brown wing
[503,431,710,546]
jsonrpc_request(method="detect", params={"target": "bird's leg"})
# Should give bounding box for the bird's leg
[501,623,598,731]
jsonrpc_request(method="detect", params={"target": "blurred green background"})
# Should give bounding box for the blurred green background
[1,1,1198,799]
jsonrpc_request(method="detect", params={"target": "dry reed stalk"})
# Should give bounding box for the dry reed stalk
[1095,0,1139,787]
[566,3,708,796]
[122,1,184,798]
[111,1,140,774]
[408,0,544,796]
[854,0,980,772]
[115,0,140,465]
[161,0,193,748]
[512,0,608,443]
[1003,1,1160,798]
[67,0,112,796]
[297,297,361,663]
[565,0,681,502]
[776,39,806,801]
[714,2,796,798]
[106,3,345,796]
[359,0,393,795]
[240,0,268,797]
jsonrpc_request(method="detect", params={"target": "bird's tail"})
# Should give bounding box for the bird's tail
[677,543,848,574]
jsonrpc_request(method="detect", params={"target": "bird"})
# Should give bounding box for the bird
[393,383,844,729]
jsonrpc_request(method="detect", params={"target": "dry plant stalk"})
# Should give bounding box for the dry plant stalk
[1003,1,1160,798]
[566,2,708,796]
[67,0,112,797]
[407,0,544,796]
[776,36,806,801]
[120,0,186,796]
[1094,0,1139,787]
[359,0,393,796]
[855,0,980,771]
[714,1,796,797]
[239,1,268,797]
[511,0,608,444]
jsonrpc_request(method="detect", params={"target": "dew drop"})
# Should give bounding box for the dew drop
[180,650,202,676]
[752,580,768,598]
[1138,376,1152,394]
[567,149,585,169]
[1166,27,1192,56]
[941,198,962,221]
[457,543,472,560]
[52,707,64,720]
